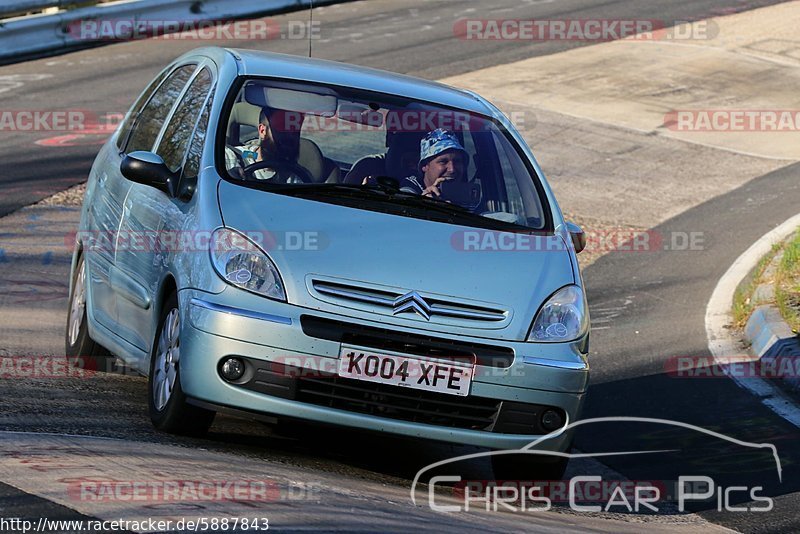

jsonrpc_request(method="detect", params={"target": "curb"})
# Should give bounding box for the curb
[743,236,800,392]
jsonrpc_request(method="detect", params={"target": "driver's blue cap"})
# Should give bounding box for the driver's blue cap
[419,128,466,170]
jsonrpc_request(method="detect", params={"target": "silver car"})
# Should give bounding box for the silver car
[66,47,589,480]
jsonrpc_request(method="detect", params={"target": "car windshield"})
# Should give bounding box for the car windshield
[222,78,548,231]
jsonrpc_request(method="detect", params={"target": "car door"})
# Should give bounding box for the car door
[83,66,171,332]
[114,62,215,353]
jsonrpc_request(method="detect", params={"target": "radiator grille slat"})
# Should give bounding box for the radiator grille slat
[235,358,564,435]
[311,279,508,323]
[296,372,502,430]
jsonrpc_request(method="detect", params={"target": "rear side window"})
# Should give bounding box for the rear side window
[116,68,169,150]
[156,68,213,172]
[125,65,195,153]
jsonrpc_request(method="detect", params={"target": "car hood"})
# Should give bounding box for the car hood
[217,180,575,341]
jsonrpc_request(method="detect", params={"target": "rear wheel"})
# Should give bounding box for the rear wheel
[148,292,215,435]
[65,253,113,370]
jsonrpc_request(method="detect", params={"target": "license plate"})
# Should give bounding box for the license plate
[338,345,473,396]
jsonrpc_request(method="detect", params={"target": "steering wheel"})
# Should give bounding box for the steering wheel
[242,159,314,184]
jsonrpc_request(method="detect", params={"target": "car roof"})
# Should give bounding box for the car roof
[200,47,492,115]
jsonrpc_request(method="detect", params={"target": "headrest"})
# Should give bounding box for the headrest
[227,102,262,144]
[297,138,324,181]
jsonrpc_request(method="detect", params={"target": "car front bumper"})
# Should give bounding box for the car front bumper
[179,288,588,451]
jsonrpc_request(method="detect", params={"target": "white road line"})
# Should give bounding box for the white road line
[0,74,53,95]
[705,213,800,428]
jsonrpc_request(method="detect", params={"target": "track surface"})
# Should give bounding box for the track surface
[0,0,782,216]
[0,0,798,532]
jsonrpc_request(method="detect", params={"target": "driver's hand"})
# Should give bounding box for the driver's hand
[422,177,449,198]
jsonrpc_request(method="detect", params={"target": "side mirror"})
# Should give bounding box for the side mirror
[566,222,586,254]
[121,151,177,197]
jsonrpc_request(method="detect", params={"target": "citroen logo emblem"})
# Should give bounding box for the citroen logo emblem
[392,291,432,320]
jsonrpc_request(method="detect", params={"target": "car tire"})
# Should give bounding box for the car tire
[491,453,569,482]
[148,291,215,436]
[65,252,113,371]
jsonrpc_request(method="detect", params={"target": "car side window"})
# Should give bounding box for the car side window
[156,68,213,173]
[492,133,543,225]
[492,134,522,213]
[179,87,215,200]
[116,68,169,150]
[460,129,476,180]
[125,64,196,154]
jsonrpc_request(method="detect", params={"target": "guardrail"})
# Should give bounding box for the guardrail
[0,0,320,63]
[0,1,113,19]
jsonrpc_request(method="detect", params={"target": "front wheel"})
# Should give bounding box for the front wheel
[148,292,215,435]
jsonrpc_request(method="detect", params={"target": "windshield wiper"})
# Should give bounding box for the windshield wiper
[388,190,472,213]
[267,182,396,200]
[272,182,471,214]
[266,182,531,231]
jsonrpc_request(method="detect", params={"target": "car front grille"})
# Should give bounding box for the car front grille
[296,370,502,431]
[309,278,509,324]
[231,358,564,435]
[236,359,500,431]
[300,315,515,368]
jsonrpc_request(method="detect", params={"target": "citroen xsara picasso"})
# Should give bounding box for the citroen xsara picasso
[66,47,589,479]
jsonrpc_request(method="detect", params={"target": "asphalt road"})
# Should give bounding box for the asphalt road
[0,0,783,217]
[578,161,800,532]
[1,0,799,532]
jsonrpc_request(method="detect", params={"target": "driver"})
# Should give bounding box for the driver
[225,107,302,181]
[399,128,467,197]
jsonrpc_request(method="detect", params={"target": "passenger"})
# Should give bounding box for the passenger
[344,115,425,185]
[399,128,468,198]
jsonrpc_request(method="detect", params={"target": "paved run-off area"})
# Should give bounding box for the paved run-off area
[2,1,800,532]
[443,1,800,242]
[9,0,800,355]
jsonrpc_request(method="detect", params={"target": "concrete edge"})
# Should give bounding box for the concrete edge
[743,234,800,391]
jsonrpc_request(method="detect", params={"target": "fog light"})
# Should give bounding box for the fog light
[541,409,565,432]
[220,357,245,381]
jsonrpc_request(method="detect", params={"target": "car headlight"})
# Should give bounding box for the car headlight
[210,228,286,301]
[527,285,588,342]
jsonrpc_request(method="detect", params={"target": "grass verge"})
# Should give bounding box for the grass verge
[775,231,800,333]
[732,242,782,329]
